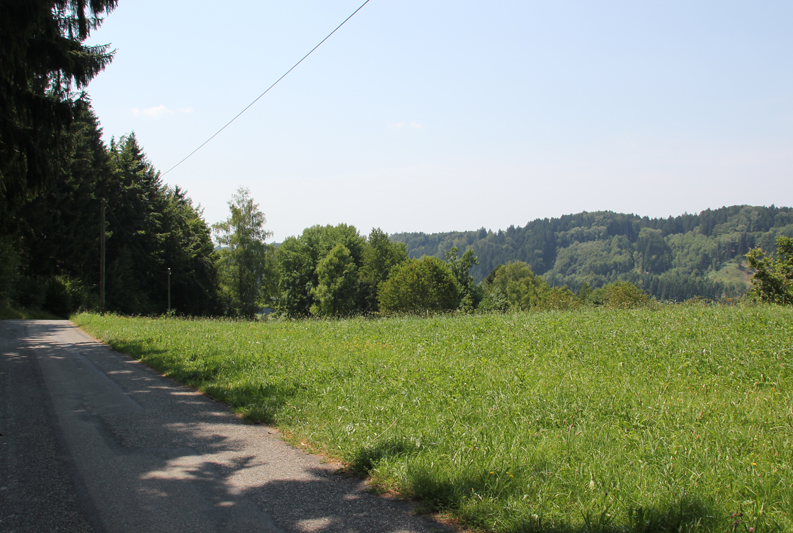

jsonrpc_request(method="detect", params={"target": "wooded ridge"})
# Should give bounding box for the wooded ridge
[391,205,793,302]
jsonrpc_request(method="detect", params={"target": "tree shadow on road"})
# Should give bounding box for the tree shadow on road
[13,320,452,533]
[8,321,736,533]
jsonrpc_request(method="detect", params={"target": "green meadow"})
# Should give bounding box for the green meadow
[74,305,793,533]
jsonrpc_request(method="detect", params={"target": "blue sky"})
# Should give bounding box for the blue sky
[85,0,793,241]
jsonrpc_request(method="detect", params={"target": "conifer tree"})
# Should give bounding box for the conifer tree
[0,0,117,200]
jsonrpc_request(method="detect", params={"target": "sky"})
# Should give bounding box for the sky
[84,0,793,242]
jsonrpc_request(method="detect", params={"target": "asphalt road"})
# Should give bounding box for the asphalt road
[0,320,452,533]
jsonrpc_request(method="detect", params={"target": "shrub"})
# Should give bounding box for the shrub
[482,261,550,311]
[62,276,94,313]
[41,276,94,317]
[478,287,509,312]
[13,275,46,310]
[310,244,358,317]
[541,286,582,310]
[378,257,458,314]
[0,238,19,305]
[746,236,793,305]
[43,277,71,317]
[601,280,651,309]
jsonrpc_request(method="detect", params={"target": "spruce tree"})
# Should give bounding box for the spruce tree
[0,0,117,200]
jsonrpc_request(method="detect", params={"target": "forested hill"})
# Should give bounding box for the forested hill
[391,206,793,302]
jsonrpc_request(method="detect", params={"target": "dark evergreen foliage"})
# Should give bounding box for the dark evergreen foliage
[1,102,219,316]
[101,134,219,315]
[0,0,117,200]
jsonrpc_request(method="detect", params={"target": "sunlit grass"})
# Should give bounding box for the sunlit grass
[73,305,793,532]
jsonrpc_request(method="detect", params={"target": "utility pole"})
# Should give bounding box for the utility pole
[100,198,106,314]
[167,267,171,313]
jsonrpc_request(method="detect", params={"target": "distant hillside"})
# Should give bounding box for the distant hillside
[391,205,793,302]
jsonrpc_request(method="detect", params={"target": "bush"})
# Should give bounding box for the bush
[0,238,19,305]
[13,275,46,310]
[62,276,94,313]
[378,257,458,314]
[310,244,358,317]
[746,236,793,305]
[43,277,71,317]
[600,280,651,309]
[482,261,550,311]
[478,287,509,312]
[541,286,582,311]
[41,276,94,317]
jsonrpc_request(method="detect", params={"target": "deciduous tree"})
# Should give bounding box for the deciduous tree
[213,187,273,317]
[310,244,358,317]
[276,224,366,317]
[634,228,672,274]
[378,257,458,314]
[444,246,479,310]
[481,261,549,311]
[359,228,407,312]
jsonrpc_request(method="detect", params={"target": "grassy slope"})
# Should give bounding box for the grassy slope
[74,306,793,533]
[709,259,753,289]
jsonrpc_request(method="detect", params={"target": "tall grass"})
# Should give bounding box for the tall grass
[74,305,793,532]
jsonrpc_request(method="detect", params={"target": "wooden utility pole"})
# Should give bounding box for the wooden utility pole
[100,198,106,314]
[167,268,171,313]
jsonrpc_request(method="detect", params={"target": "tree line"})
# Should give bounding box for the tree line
[212,197,656,318]
[0,105,218,316]
[391,206,793,302]
[2,2,790,318]
[1,1,217,316]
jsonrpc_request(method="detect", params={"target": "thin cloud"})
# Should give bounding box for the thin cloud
[132,105,172,118]
[131,105,194,118]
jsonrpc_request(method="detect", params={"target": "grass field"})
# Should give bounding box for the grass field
[73,305,793,532]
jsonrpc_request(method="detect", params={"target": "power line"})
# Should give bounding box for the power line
[162,0,372,177]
